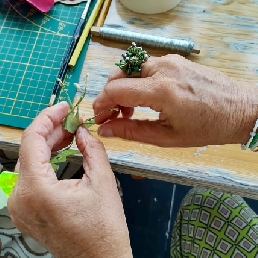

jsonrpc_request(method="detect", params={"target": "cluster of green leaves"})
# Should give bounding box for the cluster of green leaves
[115,42,149,76]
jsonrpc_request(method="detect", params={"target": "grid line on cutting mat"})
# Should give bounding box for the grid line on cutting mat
[0,0,89,128]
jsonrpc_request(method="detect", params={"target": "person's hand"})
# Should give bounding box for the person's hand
[8,102,132,258]
[93,54,258,147]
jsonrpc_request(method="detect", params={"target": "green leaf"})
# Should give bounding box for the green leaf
[50,149,80,172]
[51,163,59,172]
[63,106,80,133]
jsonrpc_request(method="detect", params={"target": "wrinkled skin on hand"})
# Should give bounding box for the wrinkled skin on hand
[8,102,132,258]
[93,54,258,147]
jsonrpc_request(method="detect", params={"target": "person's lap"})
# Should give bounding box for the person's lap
[170,188,258,258]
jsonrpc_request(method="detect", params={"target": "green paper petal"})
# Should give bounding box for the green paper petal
[63,106,80,133]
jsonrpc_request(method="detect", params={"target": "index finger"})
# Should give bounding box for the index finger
[93,58,161,124]
[93,77,167,124]
[18,102,69,178]
[107,56,157,82]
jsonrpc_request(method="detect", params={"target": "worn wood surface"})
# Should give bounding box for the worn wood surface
[1,0,258,199]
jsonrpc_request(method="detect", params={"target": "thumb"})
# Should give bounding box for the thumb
[76,126,112,179]
[98,118,173,147]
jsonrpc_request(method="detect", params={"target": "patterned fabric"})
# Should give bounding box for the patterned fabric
[0,207,52,258]
[170,188,258,258]
[0,150,53,257]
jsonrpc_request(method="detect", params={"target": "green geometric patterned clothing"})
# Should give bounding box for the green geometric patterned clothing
[170,188,258,258]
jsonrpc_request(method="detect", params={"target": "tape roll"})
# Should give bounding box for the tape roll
[119,0,181,14]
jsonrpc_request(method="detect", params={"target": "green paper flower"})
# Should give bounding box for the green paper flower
[115,42,149,76]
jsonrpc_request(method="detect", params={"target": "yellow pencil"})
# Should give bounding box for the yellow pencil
[68,0,105,68]
[96,0,112,27]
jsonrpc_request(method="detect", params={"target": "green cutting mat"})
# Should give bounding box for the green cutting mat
[0,0,95,129]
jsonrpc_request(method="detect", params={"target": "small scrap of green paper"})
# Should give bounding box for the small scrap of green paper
[0,171,18,197]
[50,148,80,171]
[0,171,19,209]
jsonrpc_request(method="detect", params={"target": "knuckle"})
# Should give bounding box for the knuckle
[104,82,113,93]
[40,106,52,117]
[167,53,182,60]
[123,124,136,141]
[143,61,158,78]
[107,67,126,82]
[93,98,106,113]
[92,100,99,112]
[21,127,32,141]
[36,107,52,122]
[107,72,116,82]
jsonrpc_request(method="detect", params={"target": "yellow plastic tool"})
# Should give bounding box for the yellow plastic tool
[68,0,105,68]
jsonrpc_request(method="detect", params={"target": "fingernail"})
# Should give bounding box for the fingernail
[98,127,114,137]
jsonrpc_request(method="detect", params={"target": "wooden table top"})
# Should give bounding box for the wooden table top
[1,0,258,199]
